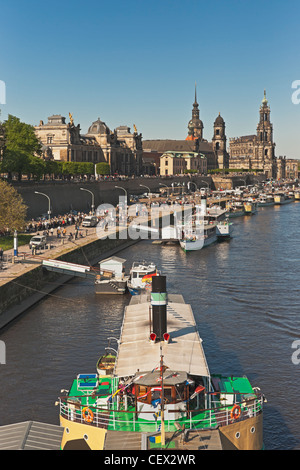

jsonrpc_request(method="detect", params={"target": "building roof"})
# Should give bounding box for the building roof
[214,113,224,126]
[143,139,214,154]
[0,421,64,450]
[230,135,256,143]
[114,294,210,378]
[87,118,110,135]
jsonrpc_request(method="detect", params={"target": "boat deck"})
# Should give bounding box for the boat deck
[103,428,223,450]
[114,294,210,379]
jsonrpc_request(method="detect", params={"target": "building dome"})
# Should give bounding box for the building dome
[214,113,224,126]
[87,118,110,135]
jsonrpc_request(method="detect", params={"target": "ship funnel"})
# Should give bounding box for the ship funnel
[151,275,167,342]
[200,195,207,215]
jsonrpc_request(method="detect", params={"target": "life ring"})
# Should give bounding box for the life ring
[230,404,241,420]
[82,407,94,423]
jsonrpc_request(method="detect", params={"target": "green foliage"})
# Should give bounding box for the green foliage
[0,180,27,232]
[1,114,42,179]
[61,162,94,176]
[96,162,110,175]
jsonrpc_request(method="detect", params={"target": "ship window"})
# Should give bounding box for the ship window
[163,387,173,403]
[250,426,256,433]
[138,386,149,403]
[235,432,240,439]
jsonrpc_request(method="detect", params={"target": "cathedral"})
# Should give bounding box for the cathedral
[143,84,229,172]
[229,91,277,178]
[185,85,229,170]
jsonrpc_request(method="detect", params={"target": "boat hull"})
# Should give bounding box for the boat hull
[216,222,234,238]
[95,280,127,294]
[219,412,263,450]
[180,233,217,251]
[274,198,293,205]
[228,210,245,218]
[59,408,264,451]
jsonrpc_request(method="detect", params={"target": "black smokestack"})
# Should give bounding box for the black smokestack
[151,275,167,341]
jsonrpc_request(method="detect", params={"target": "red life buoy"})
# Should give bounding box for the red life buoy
[230,404,241,420]
[82,407,94,423]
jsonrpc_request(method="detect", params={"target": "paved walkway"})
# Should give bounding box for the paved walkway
[0,206,178,287]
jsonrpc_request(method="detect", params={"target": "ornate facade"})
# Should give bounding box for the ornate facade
[185,85,229,169]
[229,91,277,178]
[160,151,207,176]
[35,114,143,176]
[143,85,225,173]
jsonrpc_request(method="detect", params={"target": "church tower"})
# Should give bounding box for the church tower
[255,90,276,177]
[212,113,229,169]
[186,83,203,141]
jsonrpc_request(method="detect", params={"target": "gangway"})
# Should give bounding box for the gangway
[42,259,96,279]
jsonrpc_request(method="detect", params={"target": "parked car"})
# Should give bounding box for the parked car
[29,235,47,249]
[82,216,98,227]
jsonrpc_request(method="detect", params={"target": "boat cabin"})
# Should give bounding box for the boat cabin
[99,256,126,278]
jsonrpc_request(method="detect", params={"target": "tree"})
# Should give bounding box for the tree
[0,180,27,232]
[1,115,42,180]
[96,162,110,175]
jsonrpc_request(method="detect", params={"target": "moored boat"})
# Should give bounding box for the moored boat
[243,200,258,215]
[226,200,246,218]
[127,261,158,295]
[257,194,274,207]
[96,352,116,376]
[95,257,128,294]
[58,276,266,451]
[274,193,294,205]
[206,206,233,239]
[294,191,300,201]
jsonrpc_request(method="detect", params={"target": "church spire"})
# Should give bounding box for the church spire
[194,82,197,105]
[262,89,268,106]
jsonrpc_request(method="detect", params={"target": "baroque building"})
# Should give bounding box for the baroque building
[160,151,207,176]
[229,91,277,178]
[35,114,143,176]
[143,84,227,173]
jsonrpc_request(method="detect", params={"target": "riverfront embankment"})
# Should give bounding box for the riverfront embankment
[0,226,139,330]
[0,206,173,330]
[12,174,264,219]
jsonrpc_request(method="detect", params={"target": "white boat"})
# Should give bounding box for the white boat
[257,194,274,207]
[127,261,158,295]
[206,206,234,239]
[177,214,217,251]
[226,200,246,218]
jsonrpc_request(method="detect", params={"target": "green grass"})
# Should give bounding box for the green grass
[0,234,32,251]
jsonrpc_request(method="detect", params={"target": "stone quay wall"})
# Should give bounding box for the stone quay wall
[0,232,137,330]
[11,174,265,220]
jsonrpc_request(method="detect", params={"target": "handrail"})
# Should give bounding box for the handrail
[59,393,263,431]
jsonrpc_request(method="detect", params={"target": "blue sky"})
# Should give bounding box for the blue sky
[1,0,300,158]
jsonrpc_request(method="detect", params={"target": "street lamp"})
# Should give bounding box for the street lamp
[80,187,95,214]
[34,191,51,221]
[199,180,210,189]
[159,182,169,196]
[188,181,198,192]
[115,185,127,198]
[139,184,151,195]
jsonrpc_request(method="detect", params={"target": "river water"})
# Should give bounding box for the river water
[1,202,300,450]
